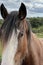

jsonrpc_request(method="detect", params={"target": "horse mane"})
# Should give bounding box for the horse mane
[26,20,31,45]
[0,8,32,45]
[0,11,18,41]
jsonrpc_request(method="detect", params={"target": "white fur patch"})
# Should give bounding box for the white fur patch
[1,29,20,65]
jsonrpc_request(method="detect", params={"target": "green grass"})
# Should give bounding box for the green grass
[32,26,43,38]
[36,33,43,38]
[32,26,43,33]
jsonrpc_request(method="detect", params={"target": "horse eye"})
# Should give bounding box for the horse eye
[19,31,23,38]
[20,32,23,37]
[18,30,24,39]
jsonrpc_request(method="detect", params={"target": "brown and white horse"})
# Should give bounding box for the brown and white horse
[0,3,43,65]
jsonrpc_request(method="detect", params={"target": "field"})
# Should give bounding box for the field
[36,33,43,38]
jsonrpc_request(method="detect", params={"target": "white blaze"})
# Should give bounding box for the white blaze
[1,29,20,65]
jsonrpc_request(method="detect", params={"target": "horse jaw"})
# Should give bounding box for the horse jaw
[1,29,19,65]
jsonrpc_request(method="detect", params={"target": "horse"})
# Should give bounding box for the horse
[0,3,43,65]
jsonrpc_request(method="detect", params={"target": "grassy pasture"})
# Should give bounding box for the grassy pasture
[36,33,43,38]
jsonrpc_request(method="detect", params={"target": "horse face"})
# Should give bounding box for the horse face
[1,3,28,65]
[0,3,27,41]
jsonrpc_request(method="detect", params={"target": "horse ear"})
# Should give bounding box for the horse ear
[18,3,27,20]
[1,3,8,19]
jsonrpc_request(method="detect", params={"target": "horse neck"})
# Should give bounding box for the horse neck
[28,32,43,64]
[28,32,39,51]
